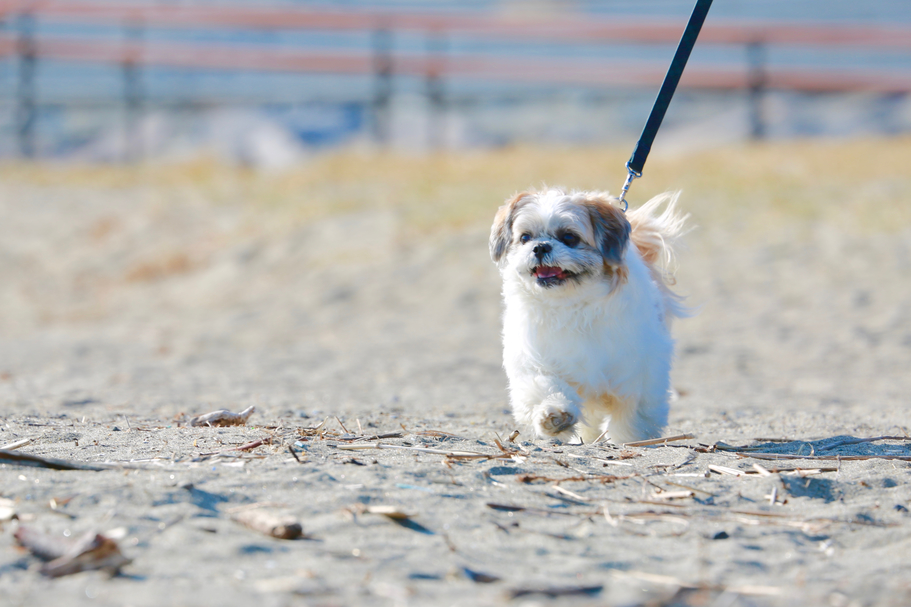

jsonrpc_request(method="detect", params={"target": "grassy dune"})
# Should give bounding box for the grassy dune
[3,136,910,237]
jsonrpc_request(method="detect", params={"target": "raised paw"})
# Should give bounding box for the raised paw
[534,407,577,437]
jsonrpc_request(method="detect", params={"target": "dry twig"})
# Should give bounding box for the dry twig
[567,453,635,467]
[487,502,597,517]
[737,452,911,462]
[708,464,746,476]
[0,437,31,450]
[231,508,303,539]
[623,433,695,447]
[517,473,627,485]
[360,505,416,520]
[552,486,589,502]
[192,437,272,461]
[508,584,603,599]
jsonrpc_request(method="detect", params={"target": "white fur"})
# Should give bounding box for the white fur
[492,189,688,444]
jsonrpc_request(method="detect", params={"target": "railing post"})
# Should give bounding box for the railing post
[16,11,36,158]
[123,16,144,163]
[425,30,446,150]
[372,27,393,145]
[747,41,766,140]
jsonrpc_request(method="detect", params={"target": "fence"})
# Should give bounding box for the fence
[1,1,910,158]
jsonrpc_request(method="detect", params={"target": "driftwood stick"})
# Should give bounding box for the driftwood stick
[231,508,302,540]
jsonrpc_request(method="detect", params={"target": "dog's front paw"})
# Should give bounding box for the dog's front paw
[534,405,577,437]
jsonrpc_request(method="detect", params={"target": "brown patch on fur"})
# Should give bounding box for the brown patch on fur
[596,392,625,415]
[582,196,631,268]
[489,191,531,264]
[628,215,676,292]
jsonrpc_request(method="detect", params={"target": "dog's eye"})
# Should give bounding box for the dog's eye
[519,233,531,244]
[560,232,580,247]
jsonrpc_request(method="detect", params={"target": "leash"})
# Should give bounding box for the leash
[617,0,714,212]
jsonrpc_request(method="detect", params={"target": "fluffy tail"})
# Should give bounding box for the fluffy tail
[625,192,691,320]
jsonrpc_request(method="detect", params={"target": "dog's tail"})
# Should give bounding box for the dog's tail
[626,191,691,320]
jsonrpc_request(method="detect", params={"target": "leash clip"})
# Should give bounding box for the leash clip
[617,163,641,213]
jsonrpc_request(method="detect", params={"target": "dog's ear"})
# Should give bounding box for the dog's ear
[585,197,631,267]
[490,191,531,265]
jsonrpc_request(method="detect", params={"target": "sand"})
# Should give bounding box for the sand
[1,144,911,606]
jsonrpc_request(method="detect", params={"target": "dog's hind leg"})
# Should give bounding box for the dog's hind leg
[602,397,668,445]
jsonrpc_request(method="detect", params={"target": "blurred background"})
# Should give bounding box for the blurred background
[0,1,910,425]
[0,0,910,164]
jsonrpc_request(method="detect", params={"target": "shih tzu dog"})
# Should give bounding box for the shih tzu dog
[490,188,688,444]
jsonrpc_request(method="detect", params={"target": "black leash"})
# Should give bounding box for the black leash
[618,0,714,211]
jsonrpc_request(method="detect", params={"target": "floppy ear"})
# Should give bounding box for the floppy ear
[585,197,631,267]
[490,191,530,265]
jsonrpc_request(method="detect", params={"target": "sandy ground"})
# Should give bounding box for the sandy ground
[1,146,911,607]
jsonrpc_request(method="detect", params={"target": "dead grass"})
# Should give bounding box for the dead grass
[2,136,909,238]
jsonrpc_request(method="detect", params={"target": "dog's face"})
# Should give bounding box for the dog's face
[490,189,631,291]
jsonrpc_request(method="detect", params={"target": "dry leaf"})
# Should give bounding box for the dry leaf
[190,406,255,427]
[14,527,131,577]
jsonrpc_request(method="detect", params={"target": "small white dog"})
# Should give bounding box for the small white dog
[490,188,688,444]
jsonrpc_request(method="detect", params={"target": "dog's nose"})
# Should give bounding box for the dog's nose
[533,242,552,259]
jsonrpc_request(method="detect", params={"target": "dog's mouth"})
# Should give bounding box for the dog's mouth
[532,265,576,287]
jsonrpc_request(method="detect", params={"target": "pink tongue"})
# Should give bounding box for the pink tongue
[536,266,562,279]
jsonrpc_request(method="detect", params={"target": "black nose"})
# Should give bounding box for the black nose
[533,242,552,259]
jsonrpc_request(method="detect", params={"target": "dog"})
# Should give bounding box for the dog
[489,188,689,444]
